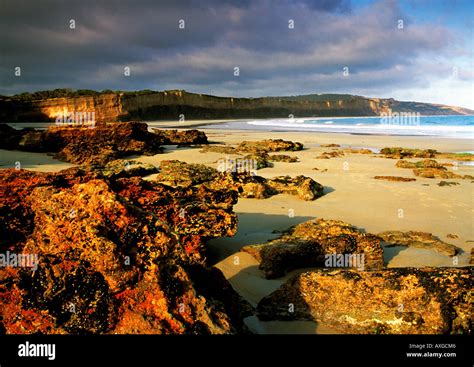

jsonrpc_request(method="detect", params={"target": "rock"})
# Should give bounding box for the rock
[413,168,462,179]
[152,128,208,145]
[374,176,416,182]
[242,219,384,279]
[155,160,219,186]
[112,177,238,261]
[348,148,373,154]
[93,159,158,179]
[315,151,344,159]
[207,172,276,199]
[380,147,438,159]
[266,176,324,201]
[256,267,472,334]
[446,234,459,239]
[237,139,303,153]
[153,160,323,201]
[436,152,474,162]
[0,168,250,334]
[268,154,298,163]
[320,143,340,147]
[0,122,163,166]
[378,230,461,257]
[438,181,460,187]
[199,145,239,154]
[470,249,474,265]
[241,152,272,170]
[52,122,163,165]
[396,159,444,169]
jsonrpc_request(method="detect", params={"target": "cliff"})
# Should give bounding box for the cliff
[0,90,472,123]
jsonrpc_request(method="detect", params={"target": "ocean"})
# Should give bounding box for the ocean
[204,115,474,139]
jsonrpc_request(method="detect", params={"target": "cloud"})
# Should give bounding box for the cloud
[0,0,472,108]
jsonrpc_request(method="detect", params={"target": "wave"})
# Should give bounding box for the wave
[245,119,474,138]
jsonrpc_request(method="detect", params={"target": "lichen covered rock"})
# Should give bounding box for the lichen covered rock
[0,168,250,334]
[152,128,208,145]
[242,219,384,279]
[378,230,461,257]
[237,139,303,153]
[256,267,472,334]
[381,147,438,159]
[266,175,324,201]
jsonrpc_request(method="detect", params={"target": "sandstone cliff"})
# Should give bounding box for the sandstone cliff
[1,90,472,123]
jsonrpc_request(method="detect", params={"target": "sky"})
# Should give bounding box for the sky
[1,0,473,108]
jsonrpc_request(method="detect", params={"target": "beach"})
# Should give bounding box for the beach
[2,124,472,333]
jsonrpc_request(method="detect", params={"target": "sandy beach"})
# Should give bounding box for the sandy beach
[2,125,472,333]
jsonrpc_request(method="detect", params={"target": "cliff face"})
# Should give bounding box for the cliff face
[0,90,471,123]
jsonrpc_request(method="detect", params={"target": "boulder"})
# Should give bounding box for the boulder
[242,219,384,279]
[380,147,438,159]
[267,175,324,201]
[237,139,303,153]
[152,128,208,145]
[256,267,472,334]
[378,230,461,257]
[268,154,299,163]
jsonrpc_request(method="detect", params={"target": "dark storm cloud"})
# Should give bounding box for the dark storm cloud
[0,0,462,97]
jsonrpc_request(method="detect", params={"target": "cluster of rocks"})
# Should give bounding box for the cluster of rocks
[315,150,344,159]
[242,217,470,334]
[380,147,438,159]
[151,128,208,145]
[396,159,473,179]
[199,139,301,169]
[0,123,211,166]
[0,167,252,334]
[242,219,384,279]
[155,160,324,201]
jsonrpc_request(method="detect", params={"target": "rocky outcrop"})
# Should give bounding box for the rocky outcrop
[413,168,470,179]
[395,159,472,179]
[266,176,324,201]
[156,160,219,186]
[396,159,444,169]
[438,181,460,187]
[153,160,324,201]
[236,139,303,153]
[378,231,461,257]
[315,151,344,159]
[381,147,438,159]
[0,168,251,334]
[199,145,238,154]
[268,154,299,163]
[0,122,164,165]
[320,143,340,147]
[374,176,416,182]
[242,219,384,279]
[152,128,208,145]
[256,267,472,334]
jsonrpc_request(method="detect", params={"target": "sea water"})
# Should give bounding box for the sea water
[206,115,474,139]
